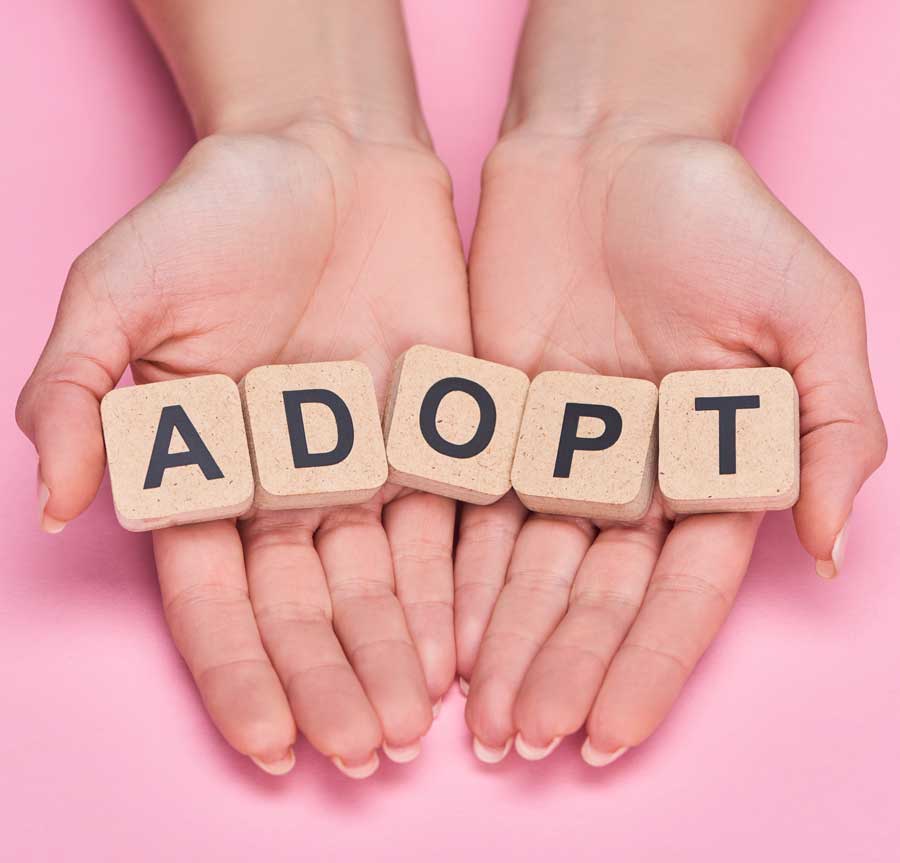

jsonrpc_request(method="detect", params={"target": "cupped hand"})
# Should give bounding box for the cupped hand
[17,121,471,776]
[456,123,886,764]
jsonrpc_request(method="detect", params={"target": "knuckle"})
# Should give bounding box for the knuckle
[825,266,865,318]
[329,576,394,603]
[65,246,108,300]
[870,413,889,467]
[345,635,412,665]
[283,661,351,700]
[506,567,573,596]
[400,596,453,616]
[392,536,453,568]
[646,571,733,610]
[458,516,520,548]
[254,599,331,628]
[317,504,382,536]
[14,383,35,436]
[532,512,595,541]
[240,515,316,549]
[163,581,249,620]
[623,639,692,679]
[837,268,863,299]
[569,586,641,616]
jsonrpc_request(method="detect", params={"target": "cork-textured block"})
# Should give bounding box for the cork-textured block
[511,371,658,521]
[658,367,800,514]
[383,345,530,504]
[240,361,387,510]
[101,375,254,531]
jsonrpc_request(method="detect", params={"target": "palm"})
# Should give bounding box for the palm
[128,124,467,389]
[475,132,838,381]
[82,124,471,773]
[458,130,847,761]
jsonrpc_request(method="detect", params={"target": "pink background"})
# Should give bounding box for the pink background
[2,2,898,860]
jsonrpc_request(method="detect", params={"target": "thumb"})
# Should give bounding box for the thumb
[16,251,132,532]
[785,273,887,578]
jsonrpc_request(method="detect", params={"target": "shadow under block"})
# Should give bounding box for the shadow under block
[511,371,659,521]
[240,361,388,510]
[383,345,530,504]
[658,367,800,514]
[100,375,254,531]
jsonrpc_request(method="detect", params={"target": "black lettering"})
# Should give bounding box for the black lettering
[419,377,497,459]
[143,405,224,490]
[553,403,623,478]
[283,389,354,468]
[694,395,761,475]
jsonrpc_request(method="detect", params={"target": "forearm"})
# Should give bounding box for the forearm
[132,0,427,142]
[504,0,808,141]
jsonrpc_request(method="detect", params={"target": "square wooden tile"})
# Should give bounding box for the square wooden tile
[383,345,530,504]
[511,371,658,521]
[101,374,254,531]
[240,361,387,510]
[658,367,800,513]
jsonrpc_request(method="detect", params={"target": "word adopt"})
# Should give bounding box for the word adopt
[100,345,799,531]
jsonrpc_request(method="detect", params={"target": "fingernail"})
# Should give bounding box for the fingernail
[473,737,512,764]
[514,733,562,761]
[382,740,421,764]
[37,479,66,534]
[332,752,380,779]
[431,699,442,719]
[581,739,628,767]
[816,515,851,580]
[250,748,295,776]
[458,677,470,697]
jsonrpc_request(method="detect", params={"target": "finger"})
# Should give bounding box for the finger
[316,505,432,763]
[241,511,383,776]
[153,520,296,775]
[383,492,456,704]
[454,493,528,683]
[584,511,762,764]
[465,515,594,760]
[16,251,134,530]
[785,273,887,577]
[513,512,668,758]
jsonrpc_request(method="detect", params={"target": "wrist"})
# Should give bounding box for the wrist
[202,93,432,150]
[501,56,747,146]
[134,0,431,148]
[501,0,807,146]
[501,99,736,150]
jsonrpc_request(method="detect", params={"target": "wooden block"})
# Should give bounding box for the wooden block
[240,361,387,510]
[101,375,254,531]
[383,345,530,504]
[511,371,658,521]
[658,367,799,513]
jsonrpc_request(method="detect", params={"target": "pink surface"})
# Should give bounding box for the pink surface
[2,1,898,860]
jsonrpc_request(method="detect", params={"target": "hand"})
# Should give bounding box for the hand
[456,121,886,764]
[17,120,471,776]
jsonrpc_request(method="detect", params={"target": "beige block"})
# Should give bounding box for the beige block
[240,361,387,510]
[383,345,530,504]
[101,375,254,531]
[658,367,800,514]
[511,371,658,521]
